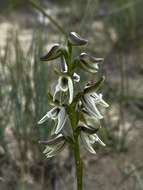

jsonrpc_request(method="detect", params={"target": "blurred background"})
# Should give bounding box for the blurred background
[0,0,143,189]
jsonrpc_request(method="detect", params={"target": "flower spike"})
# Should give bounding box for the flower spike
[38,31,109,169]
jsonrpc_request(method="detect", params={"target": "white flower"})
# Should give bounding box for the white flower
[39,134,66,158]
[82,111,101,130]
[53,76,73,104]
[79,52,104,73]
[53,72,80,104]
[38,106,67,134]
[90,92,109,107]
[79,123,105,154]
[82,92,109,120]
[43,141,66,158]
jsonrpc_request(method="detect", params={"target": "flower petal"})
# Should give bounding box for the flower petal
[58,76,69,92]
[55,107,67,134]
[60,56,68,73]
[78,121,99,134]
[38,113,49,124]
[91,93,109,108]
[38,107,60,124]
[80,52,104,64]
[83,95,103,119]
[73,72,80,82]
[68,77,74,104]
[53,84,60,101]
[39,134,65,146]
[92,133,106,146]
[85,115,101,129]
[43,141,65,158]
[80,62,98,73]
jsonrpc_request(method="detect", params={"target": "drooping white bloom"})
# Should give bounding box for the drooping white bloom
[38,106,67,134]
[80,125,105,154]
[77,120,105,154]
[82,111,101,130]
[53,72,80,104]
[53,53,80,104]
[54,76,73,104]
[80,131,96,154]
[43,141,66,158]
[82,92,109,120]
[39,134,66,158]
[82,94,103,119]
[90,92,109,107]
[79,52,104,73]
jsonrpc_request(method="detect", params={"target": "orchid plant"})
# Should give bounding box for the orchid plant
[38,32,109,190]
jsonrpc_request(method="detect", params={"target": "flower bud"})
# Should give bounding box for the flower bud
[68,32,88,46]
[40,43,62,61]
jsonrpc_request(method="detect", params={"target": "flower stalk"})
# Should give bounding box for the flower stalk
[74,133,83,190]
[68,103,83,190]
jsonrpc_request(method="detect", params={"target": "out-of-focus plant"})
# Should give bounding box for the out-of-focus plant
[0,31,60,188]
[9,0,67,36]
[38,32,109,190]
[107,0,143,49]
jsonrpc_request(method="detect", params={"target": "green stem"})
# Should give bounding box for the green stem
[68,105,83,190]
[74,134,83,190]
